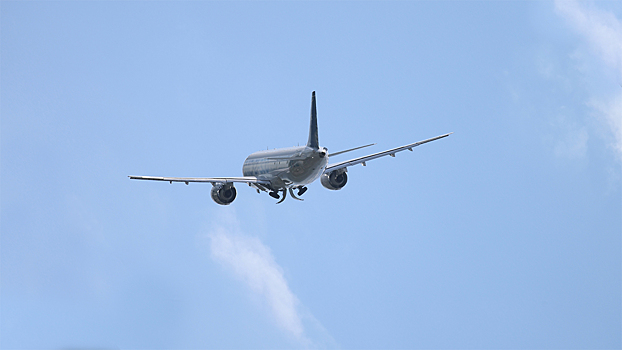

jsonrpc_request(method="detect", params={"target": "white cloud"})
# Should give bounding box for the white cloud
[207,211,306,342]
[555,0,622,161]
[206,211,339,348]
[555,0,622,77]
[590,93,622,157]
[553,119,589,159]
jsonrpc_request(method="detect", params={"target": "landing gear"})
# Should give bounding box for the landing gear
[289,188,303,201]
[276,188,287,204]
[269,186,307,203]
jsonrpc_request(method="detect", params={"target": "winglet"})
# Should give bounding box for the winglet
[307,91,319,149]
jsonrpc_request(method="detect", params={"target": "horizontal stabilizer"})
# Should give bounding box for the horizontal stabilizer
[329,143,376,157]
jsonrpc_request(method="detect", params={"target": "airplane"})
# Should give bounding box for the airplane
[129,91,452,205]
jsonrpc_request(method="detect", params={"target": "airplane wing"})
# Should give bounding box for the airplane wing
[324,132,452,173]
[128,175,270,185]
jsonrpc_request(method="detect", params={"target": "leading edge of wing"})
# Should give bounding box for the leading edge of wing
[324,132,453,173]
[128,175,270,185]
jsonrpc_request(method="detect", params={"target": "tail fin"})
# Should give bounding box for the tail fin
[307,91,319,149]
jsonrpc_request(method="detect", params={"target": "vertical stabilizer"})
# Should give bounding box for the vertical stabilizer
[307,91,319,149]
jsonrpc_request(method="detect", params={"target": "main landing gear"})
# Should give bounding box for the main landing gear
[297,187,307,196]
[269,186,307,204]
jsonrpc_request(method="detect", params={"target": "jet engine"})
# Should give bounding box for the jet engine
[321,169,347,190]
[211,183,237,205]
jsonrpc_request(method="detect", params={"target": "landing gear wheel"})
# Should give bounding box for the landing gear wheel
[289,188,304,201]
[297,187,307,196]
[276,189,287,204]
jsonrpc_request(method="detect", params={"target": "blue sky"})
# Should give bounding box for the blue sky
[1,1,620,349]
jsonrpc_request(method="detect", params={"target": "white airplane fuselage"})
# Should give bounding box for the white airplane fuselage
[242,145,329,189]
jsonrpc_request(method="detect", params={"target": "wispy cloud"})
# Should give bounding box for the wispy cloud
[206,211,338,348]
[590,94,622,157]
[555,0,622,160]
[555,0,622,76]
[207,210,308,343]
[550,114,589,159]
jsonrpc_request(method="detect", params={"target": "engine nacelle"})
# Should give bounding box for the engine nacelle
[321,169,348,190]
[211,183,237,205]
